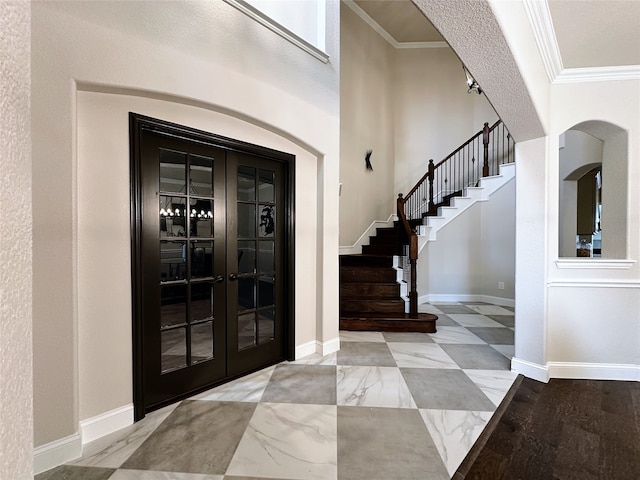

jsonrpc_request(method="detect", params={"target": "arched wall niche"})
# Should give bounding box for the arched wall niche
[558,121,628,259]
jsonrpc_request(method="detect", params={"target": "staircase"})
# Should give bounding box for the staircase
[339,120,515,333]
[339,227,437,332]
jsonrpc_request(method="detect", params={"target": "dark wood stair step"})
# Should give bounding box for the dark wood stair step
[369,236,403,247]
[340,266,397,283]
[340,313,437,333]
[375,227,398,237]
[340,282,400,297]
[340,254,394,268]
[361,244,403,256]
[340,298,406,314]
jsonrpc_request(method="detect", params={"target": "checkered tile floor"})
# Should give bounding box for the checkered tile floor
[37,302,516,480]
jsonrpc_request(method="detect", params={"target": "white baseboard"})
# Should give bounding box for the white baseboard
[295,336,340,359]
[547,362,640,381]
[339,215,396,255]
[33,433,82,475]
[511,357,550,383]
[80,404,134,445]
[419,293,515,307]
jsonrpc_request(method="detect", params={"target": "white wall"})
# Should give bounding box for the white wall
[339,7,498,247]
[419,178,515,302]
[0,2,33,479]
[32,0,340,454]
[339,2,395,246]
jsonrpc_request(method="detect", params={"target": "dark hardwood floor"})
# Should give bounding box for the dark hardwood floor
[456,376,640,480]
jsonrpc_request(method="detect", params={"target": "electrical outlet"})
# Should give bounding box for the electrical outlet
[498,281,505,290]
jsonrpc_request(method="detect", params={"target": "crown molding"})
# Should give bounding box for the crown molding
[343,0,448,50]
[522,0,563,82]
[555,65,640,83]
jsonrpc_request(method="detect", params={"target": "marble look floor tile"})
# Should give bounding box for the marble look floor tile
[224,477,294,480]
[491,344,515,359]
[36,465,115,480]
[419,409,493,476]
[463,369,518,407]
[447,314,505,328]
[226,403,337,480]
[336,366,416,408]
[261,364,336,405]
[110,470,224,479]
[418,303,443,314]
[337,406,449,480]
[401,368,496,411]
[387,342,459,369]
[440,344,511,370]
[336,341,396,367]
[290,352,337,365]
[435,304,477,314]
[467,327,514,345]
[339,331,385,342]
[428,313,460,326]
[73,403,178,468]
[486,314,515,327]
[465,305,514,315]
[121,400,256,475]
[191,366,275,403]
[430,326,486,345]
[382,331,434,343]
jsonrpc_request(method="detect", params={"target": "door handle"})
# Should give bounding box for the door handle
[229,273,238,281]
[213,275,224,283]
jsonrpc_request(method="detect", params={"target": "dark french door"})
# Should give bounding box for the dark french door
[131,114,293,418]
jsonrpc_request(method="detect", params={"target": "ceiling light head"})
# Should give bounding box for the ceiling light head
[462,64,483,95]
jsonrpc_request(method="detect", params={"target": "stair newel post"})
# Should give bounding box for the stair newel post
[482,122,490,177]
[427,159,436,215]
[409,232,418,316]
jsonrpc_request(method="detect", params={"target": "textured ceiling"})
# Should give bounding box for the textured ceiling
[352,0,443,43]
[359,0,639,70]
[547,0,640,68]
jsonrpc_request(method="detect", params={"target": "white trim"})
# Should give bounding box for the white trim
[295,337,340,359]
[511,358,550,383]
[338,214,396,255]
[523,0,563,82]
[524,0,640,84]
[295,340,319,359]
[547,362,640,382]
[342,0,448,50]
[33,433,82,475]
[223,0,330,63]
[555,259,635,270]
[548,280,640,288]
[419,293,515,308]
[79,404,134,445]
[555,65,640,84]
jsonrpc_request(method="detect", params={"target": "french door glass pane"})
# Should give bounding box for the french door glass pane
[160,150,187,193]
[258,205,275,237]
[238,240,256,274]
[190,199,214,238]
[161,327,187,373]
[160,241,186,282]
[238,277,256,311]
[258,169,274,202]
[191,322,214,363]
[191,282,213,321]
[258,276,274,308]
[160,196,187,237]
[189,155,214,197]
[160,285,187,327]
[238,312,256,350]
[190,241,213,279]
[258,241,274,273]
[238,203,256,238]
[258,308,275,345]
[237,166,256,201]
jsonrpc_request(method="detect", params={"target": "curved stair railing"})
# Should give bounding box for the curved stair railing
[397,120,515,313]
